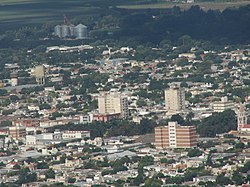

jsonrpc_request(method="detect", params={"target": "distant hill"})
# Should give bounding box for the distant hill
[0,0,249,45]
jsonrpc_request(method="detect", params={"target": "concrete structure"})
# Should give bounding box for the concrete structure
[212,96,235,113]
[9,125,26,141]
[98,91,129,118]
[54,25,62,38]
[165,86,185,112]
[26,131,90,146]
[237,103,250,132]
[155,122,197,149]
[61,25,71,38]
[13,119,40,127]
[62,131,90,139]
[54,24,88,39]
[34,65,45,85]
[91,113,120,122]
[26,131,62,146]
[74,24,88,39]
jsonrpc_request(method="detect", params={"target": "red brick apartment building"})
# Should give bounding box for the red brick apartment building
[155,121,197,149]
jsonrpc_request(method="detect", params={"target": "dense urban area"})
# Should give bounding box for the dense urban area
[0,0,250,187]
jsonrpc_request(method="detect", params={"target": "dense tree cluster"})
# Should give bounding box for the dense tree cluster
[48,118,157,138]
[197,109,237,137]
[116,5,250,44]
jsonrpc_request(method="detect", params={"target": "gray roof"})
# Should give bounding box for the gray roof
[75,24,87,28]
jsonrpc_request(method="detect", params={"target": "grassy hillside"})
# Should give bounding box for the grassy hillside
[118,0,250,10]
[0,0,97,28]
[0,0,249,30]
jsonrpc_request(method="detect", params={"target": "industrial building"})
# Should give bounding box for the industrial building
[155,121,197,149]
[54,24,88,39]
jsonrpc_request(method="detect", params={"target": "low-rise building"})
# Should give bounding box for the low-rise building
[212,96,235,113]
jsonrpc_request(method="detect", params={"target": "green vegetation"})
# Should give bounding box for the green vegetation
[197,110,237,137]
[187,148,203,157]
[48,118,157,138]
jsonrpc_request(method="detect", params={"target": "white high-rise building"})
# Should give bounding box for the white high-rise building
[98,91,129,118]
[165,86,185,112]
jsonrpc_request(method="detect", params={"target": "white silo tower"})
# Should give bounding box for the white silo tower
[74,24,88,39]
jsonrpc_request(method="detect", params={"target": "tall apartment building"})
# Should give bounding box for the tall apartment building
[165,86,185,112]
[155,122,197,149]
[98,91,129,118]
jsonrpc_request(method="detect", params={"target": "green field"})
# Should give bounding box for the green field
[0,0,249,31]
[0,0,114,30]
[118,0,250,10]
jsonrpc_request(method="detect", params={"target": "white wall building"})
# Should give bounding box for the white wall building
[98,91,129,118]
[62,131,90,139]
[212,96,235,113]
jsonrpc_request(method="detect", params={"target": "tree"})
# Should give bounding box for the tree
[166,176,184,184]
[13,164,21,169]
[239,161,250,173]
[9,95,19,102]
[0,89,7,96]
[139,156,154,168]
[184,171,197,182]
[235,142,245,149]
[45,169,55,179]
[180,81,188,88]
[139,118,156,134]
[197,110,237,137]
[0,120,12,127]
[39,103,51,110]
[171,114,185,125]
[216,174,233,185]
[68,177,76,183]
[186,112,194,122]
[232,171,243,185]
[136,99,147,107]
[160,158,175,164]
[144,176,163,187]
[132,166,144,186]
[187,148,203,157]
[18,168,37,184]
[36,162,49,169]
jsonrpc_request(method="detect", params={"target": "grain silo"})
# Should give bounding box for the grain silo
[74,24,88,39]
[61,25,70,38]
[54,25,62,38]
